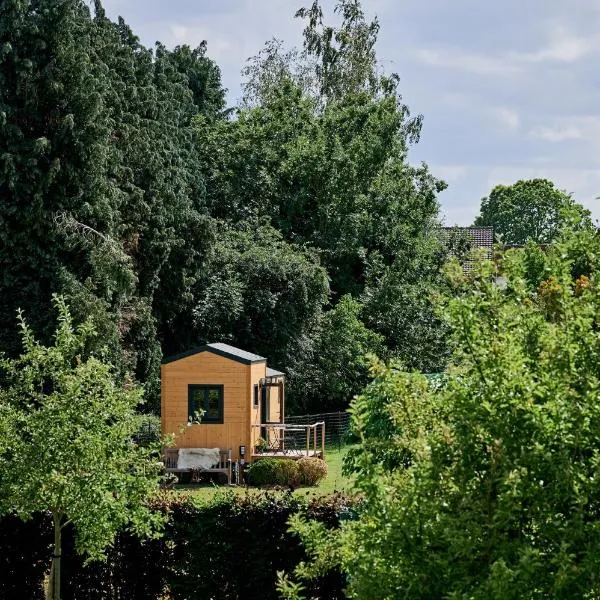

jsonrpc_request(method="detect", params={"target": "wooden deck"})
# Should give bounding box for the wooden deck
[252,449,323,460]
[252,422,325,461]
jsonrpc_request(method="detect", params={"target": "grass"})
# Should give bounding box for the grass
[174,445,355,500]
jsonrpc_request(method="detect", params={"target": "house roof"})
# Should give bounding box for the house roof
[162,342,267,365]
[438,226,494,271]
[266,367,285,377]
[439,226,494,251]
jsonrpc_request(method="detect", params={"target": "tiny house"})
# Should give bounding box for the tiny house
[160,343,286,462]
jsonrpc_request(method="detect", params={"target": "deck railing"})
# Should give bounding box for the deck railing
[252,422,325,459]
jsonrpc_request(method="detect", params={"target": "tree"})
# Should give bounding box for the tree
[0,0,124,355]
[0,296,164,599]
[281,229,600,599]
[198,0,447,380]
[188,223,330,412]
[293,295,384,413]
[0,1,228,413]
[474,178,592,245]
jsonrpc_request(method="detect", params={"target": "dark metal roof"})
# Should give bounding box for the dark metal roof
[162,343,267,365]
[266,367,285,377]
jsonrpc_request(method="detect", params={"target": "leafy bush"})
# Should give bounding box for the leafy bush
[247,458,299,486]
[276,459,301,486]
[297,458,328,486]
[283,230,600,599]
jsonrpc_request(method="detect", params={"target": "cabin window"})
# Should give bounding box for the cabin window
[253,384,259,408]
[188,385,224,424]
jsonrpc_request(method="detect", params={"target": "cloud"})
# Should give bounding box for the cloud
[415,25,599,77]
[491,107,520,131]
[528,116,600,147]
[529,125,583,142]
[509,26,596,63]
[414,48,520,76]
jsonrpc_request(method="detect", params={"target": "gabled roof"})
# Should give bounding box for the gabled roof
[438,226,494,253]
[438,226,494,272]
[162,342,267,365]
[267,367,285,377]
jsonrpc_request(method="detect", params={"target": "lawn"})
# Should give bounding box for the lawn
[175,445,354,500]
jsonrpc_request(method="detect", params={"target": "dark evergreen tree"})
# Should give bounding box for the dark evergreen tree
[0,0,126,355]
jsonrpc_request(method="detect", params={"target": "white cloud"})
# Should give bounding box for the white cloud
[491,107,520,131]
[510,27,595,63]
[414,48,519,76]
[529,125,583,142]
[415,25,599,78]
[528,116,600,148]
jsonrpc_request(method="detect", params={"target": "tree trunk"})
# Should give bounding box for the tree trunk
[51,512,62,600]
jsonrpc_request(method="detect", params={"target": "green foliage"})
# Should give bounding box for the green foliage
[244,457,328,488]
[284,228,600,599]
[247,459,300,486]
[0,297,164,597]
[133,413,162,447]
[297,458,328,486]
[192,224,329,372]
[0,0,228,413]
[474,178,592,245]
[295,295,384,412]
[197,0,448,386]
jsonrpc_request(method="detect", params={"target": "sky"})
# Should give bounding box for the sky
[100,0,600,225]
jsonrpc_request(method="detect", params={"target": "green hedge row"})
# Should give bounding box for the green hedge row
[0,492,352,599]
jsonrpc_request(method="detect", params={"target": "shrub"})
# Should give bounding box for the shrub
[247,458,299,486]
[0,493,352,599]
[276,459,301,486]
[297,458,328,486]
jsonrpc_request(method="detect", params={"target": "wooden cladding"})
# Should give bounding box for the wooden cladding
[161,349,272,461]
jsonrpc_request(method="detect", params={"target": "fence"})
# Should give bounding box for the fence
[285,411,352,450]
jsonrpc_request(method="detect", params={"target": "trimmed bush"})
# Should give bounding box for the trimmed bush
[297,457,328,486]
[276,459,301,486]
[247,458,299,486]
[0,493,351,599]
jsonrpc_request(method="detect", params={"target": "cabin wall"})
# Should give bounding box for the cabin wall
[161,352,262,461]
[249,363,266,456]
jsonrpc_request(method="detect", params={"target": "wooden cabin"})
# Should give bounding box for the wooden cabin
[160,343,286,462]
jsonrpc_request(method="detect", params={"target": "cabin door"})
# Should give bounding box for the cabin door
[260,386,269,441]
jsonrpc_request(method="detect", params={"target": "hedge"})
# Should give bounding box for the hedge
[0,492,351,599]
[247,458,328,487]
[247,458,299,486]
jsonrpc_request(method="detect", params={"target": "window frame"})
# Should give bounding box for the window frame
[188,384,224,425]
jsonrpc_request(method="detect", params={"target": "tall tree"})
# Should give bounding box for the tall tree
[0,1,228,412]
[0,0,125,354]
[0,297,164,600]
[474,178,592,246]
[199,0,447,377]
